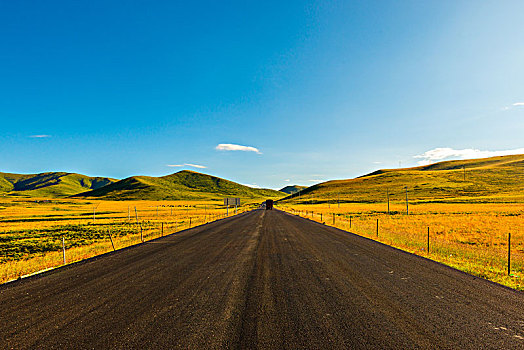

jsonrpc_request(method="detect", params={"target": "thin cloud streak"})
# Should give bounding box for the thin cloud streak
[240,183,260,188]
[414,147,524,165]
[185,163,207,169]
[216,143,261,154]
[502,102,524,110]
[166,163,207,169]
[29,135,51,138]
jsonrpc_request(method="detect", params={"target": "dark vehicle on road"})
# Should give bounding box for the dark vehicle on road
[265,199,273,210]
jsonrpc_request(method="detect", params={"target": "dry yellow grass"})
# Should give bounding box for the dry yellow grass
[277,202,524,290]
[0,198,251,284]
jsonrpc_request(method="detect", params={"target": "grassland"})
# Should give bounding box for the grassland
[0,198,256,284]
[283,154,524,204]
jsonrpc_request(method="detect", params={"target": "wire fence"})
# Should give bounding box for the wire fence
[278,205,523,290]
[0,204,252,284]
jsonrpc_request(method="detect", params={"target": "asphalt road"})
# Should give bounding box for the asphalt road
[1,209,523,349]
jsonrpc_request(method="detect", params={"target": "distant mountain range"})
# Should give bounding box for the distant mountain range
[3,154,522,203]
[0,170,284,201]
[279,185,307,194]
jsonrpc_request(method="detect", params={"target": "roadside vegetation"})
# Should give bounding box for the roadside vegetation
[0,198,256,284]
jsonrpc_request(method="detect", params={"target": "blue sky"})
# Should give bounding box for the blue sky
[1,1,523,189]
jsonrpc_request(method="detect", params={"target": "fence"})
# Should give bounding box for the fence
[277,204,523,290]
[0,203,252,284]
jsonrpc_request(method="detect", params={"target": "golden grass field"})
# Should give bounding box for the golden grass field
[276,201,524,290]
[0,198,252,284]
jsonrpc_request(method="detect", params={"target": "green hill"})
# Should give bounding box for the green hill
[279,185,307,194]
[0,172,116,198]
[75,170,285,201]
[280,154,524,204]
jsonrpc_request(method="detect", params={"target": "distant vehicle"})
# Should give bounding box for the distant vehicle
[265,199,274,210]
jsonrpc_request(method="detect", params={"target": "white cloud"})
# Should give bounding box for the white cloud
[185,163,207,169]
[215,143,261,154]
[414,147,524,165]
[166,163,207,169]
[284,179,290,182]
[240,183,260,188]
[502,102,524,110]
[373,161,382,164]
[29,135,51,138]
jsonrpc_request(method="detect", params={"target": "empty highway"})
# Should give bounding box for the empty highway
[1,209,523,349]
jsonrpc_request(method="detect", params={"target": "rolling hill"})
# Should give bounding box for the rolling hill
[280,154,524,204]
[0,172,116,197]
[74,170,285,201]
[279,185,307,194]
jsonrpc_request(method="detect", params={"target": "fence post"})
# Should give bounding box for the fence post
[427,227,430,253]
[376,219,379,237]
[109,231,116,251]
[320,213,322,221]
[161,222,164,237]
[62,236,66,264]
[140,223,143,242]
[405,186,409,215]
[332,213,335,225]
[350,216,352,228]
[508,232,511,275]
[189,217,192,228]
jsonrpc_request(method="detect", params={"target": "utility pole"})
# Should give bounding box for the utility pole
[405,186,409,215]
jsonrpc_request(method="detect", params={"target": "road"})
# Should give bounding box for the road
[1,209,523,349]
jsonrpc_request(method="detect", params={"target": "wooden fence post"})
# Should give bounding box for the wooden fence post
[376,219,379,237]
[109,231,116,251]
[427,227,430,253]
[508,232,511,275]
[62,236,66,264]
[140,223,143,242]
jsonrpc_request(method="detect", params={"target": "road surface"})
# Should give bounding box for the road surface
[1,209,523,349]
